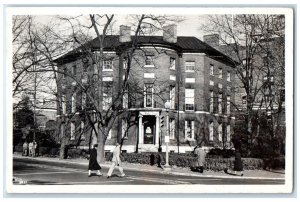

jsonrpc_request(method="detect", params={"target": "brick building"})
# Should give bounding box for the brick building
[54,25,237,153]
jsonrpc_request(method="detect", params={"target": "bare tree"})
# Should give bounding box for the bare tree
[201,14,285,156]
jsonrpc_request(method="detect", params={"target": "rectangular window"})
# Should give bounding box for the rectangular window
[62,68,67,78]
[123,58,128,69]
[82,92,86,110]
[218,93,222,114]
[123,88,128,109]
[226,124,231,143]
[219,68,223,78]
[209,122,214,141]
[185,78,195,83]
[62,95,66,114]
[185,120,194,139]
[227,95,231,114]
[103,60,113,71]
[72,64,77,75]
[218,123,223,142]
[170,118,175,139]
[210,64,214,76]
[71,93,76,113]
[144,84,153,108]
[242,95,247,104]
[122,119,128,139]
[103,83,113,110]
[227,71,231,82]
[185,89,195,111]
[145,55,154,66]
[107,129,112,139]
[81,121,85,140]
[170,57,176,70]
[210,91,214,113]
[70,122,75,140]
[185,61,195,72]
[170,86,175,109]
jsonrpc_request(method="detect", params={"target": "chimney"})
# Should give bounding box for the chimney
[119,25,131,43]
[163,24,177,43]
[203,34,219,47]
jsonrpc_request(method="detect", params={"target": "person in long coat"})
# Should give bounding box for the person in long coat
[88,144,102,177]
[107,143,125,178]
[194,145,207,173]
[233,149,243,176]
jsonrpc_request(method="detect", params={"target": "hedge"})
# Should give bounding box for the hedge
[13,146,285,170]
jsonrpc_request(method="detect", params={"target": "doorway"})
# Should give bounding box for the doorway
[143,116,156,144]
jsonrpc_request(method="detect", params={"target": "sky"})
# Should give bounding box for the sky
[35,14,208,40]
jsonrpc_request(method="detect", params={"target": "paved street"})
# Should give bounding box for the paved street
[13,157,285,185]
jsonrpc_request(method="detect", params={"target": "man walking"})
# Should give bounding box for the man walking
[107,143,125,178]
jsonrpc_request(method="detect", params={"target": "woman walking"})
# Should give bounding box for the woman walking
[88,144,102,177]
[107,143,125,178]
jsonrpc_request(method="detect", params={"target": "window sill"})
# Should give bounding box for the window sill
[185,138,195,141]
[103,69,113,72]
[144,65,155,68]
[185,70,195,73]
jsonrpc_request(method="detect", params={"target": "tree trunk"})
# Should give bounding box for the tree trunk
[96,126,107,163]
[59,123,68,159]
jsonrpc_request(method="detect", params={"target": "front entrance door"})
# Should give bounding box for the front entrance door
[143,116,156,144]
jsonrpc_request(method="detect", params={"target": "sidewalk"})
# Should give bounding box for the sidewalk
[14,154,285,180]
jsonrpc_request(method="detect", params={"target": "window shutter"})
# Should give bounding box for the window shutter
[192,121,195,139]
[185,121,187,139]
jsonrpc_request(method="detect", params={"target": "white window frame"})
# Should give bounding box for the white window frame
[145,55,154,67]
[218,67,223,78]
[103,60,113,71]
[227,71,231,82]
[218,93,222,114]
[210,64,214,76]
[103,83,113,110]
[185,120,195,140]
[170,57,176,70]
[226,124,231,143]
[210,80,214,86]
[82,92,86,110]
[107,129,112,139]
[209,121,214,141]
[218,123,223,142]
[62,95,66,114]
[210,91,214,113]
[123,58,128,69]
[185,61,195,72]
[71,93,76,113]
[185,88,195,111]
[144,84,154,108]
[81,121,85,140]
[170,86,175,109]
[169,118,175,139]
[123,89,128,109]
[122,119,128,139]
[70,122,75,140]
[227,95,231,114]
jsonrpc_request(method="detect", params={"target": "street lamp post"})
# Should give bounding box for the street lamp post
[164,100,171,171]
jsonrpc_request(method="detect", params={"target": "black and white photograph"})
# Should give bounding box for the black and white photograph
[3,5,294,194]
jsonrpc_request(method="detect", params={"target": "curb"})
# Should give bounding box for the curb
[14,155,285,181]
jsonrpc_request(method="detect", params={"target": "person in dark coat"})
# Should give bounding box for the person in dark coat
[224,149,244,176]
[88,144,102,177]
[233,149,243,176]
